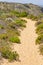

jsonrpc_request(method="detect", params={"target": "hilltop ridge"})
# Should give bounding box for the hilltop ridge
[0,2,43,16]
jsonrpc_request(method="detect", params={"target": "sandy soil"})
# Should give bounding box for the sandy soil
[1,18,43,65]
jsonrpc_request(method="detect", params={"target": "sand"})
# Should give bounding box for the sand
[1,18,43,65]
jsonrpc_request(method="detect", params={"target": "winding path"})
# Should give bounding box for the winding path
[2,18,43,65]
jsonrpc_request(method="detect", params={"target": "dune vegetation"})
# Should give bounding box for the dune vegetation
[27,14,39,21]
[0,2,43,63]
[0,9,43,61]
[0,9,27,61]
[35,14,43,55]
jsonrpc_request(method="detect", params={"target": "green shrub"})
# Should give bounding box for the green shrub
[9,36,20,43]
[10,51,19,61]
[36,35,43,45]
[15,19,26,27]
[10,10,28,17]
[27,14,38,21]
[10,10,20,17]
[0,41,19,61]
[35,21,42,26]
[1,48,11,59]
[0,34,8,40]
[8,51,19,61]
[1,48,19,61]
[19,12,28,17]
[8,22,15,29]
[0,24,4,29]
[39,44,43,55]
[36,24,43,34]
[38,14,43,19]
[0,41,10,52]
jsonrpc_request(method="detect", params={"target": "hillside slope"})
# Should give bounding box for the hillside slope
[2,18,43,65]
[0,2,43,16]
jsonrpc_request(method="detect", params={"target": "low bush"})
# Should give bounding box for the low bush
[27,14,38,21]
[36,35,43,45]
[38,14,43,19]
[1,47,19,61]
[36,23,43,34]
[19,12,28,17]
[0,24,4,29]
[10,10,28,17]
[10,10,20,17]
[15,19,26,28]
[9,36,20,43]
[0,34,8,40]
[39,44,43,55]
[35,19,43,26]
[35,21,42,26]
[0,42,19,61]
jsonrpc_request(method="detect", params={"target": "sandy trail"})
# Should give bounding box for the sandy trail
[2,18,43,65]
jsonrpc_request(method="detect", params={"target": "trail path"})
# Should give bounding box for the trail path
[2,18,43,65]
